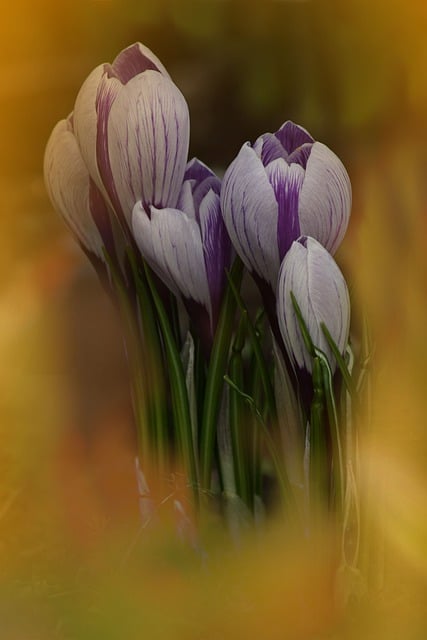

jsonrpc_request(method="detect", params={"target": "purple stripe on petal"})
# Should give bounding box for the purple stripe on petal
[95,76,126,226]
[265,159,305,260]
[192,176,221,221]
[253,133,288,165]
[275,121,314,154]
[199,189,232,326]
[89,179,115,256]
[287,142,313,169]
[107,72,189,225]
[221,143,280,288]
[112,43,162,83]
[184,157,215,183]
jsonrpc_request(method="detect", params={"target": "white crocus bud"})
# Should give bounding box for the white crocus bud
[277,236,350,374]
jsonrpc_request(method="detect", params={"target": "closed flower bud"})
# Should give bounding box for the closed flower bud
[72,42,190,230]
[221,121,351,292]
[132,158,232,348]
[44,116,111,260]
[45,42,190,249]
[277,236,350,374]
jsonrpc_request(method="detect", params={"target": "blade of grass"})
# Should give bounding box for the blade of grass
[224,375,294,512]
[227,273,276,421]
[144,264,199,506]
[200,258,243,491]
[126,248,169,472]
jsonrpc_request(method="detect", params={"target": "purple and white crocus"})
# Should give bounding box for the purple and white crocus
[132,158,232,350]
[277,236,350,374]
[45,42,190,247]
[221,121,351,293]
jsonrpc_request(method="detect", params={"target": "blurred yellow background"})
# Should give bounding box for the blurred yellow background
[0,0,426,638]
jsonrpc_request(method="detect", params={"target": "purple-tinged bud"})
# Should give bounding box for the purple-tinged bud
[221,121,351,293]
[72,42,190,231]
[132,159,232,348]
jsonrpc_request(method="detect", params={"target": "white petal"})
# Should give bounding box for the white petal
[305,237,350,362]
[132,203,211,317]
[44,119,104,258]
[177,180,196,219]
[277,237,350,373]
[221,143,280,288]
[108,71,190,225]
[277,241,310,371]
[298,142,352,255]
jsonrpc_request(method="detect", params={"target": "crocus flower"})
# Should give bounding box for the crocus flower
[44,116,113,261]
[221,121,351,293]
[132,158,232,348]
[71,42,190,231]
[277,236,350,374]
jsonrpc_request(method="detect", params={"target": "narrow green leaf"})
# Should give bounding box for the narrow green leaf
[224,375,294,511]
[144,264,199,506]
[200,258,243,491]
[290,291,316,358]
[226,272,276,421]
[320,322,356,401]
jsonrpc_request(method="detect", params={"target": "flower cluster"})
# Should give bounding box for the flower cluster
[45,43,359,538]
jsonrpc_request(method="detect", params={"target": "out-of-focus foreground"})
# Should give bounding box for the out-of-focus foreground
[0,1,426,638]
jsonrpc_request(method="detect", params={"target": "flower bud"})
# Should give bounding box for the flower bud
[45,42,190,245]
[277,236,350,373]
[132,159,232,347]
[221,121,351,292]
[44,117,111,259]
[72,42,190,229]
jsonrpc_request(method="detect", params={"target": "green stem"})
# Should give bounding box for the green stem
[224,376,294,512]
[103,249,151,463]
[229,315,251,508]
[309,357,328,511]
[126,249,168,472]
[227,275,276,422]
[200,259,243,491]
[144,264,199,506]
[251,364,262,500]
[316,349,344,512]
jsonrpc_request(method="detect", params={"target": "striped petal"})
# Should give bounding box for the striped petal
[264,158,305,259]
[277,236,350,373]
[183,157,216,183]
[253,133,287,164]
[108,71,190,226]
[44,118,105,258]
[73,43,174,227]
[111,42,170,82]
[275,121,314,154]
[132,203,211,317]
[298,142,352,255]
[73,65,119,196]
[199,188,232,324]
[221,143,280,289]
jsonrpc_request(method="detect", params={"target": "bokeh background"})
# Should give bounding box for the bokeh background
[1,0,426,638]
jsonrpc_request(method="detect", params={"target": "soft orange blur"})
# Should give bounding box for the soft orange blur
[1,1,426,638]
